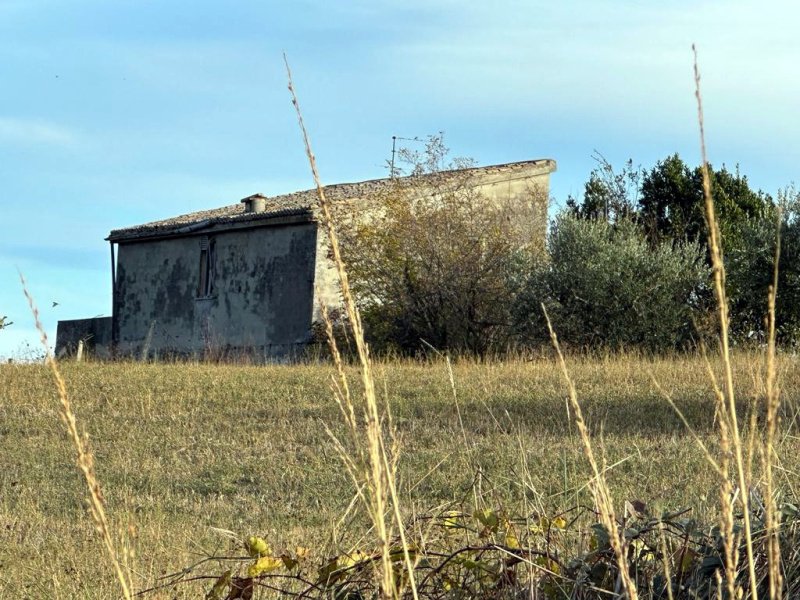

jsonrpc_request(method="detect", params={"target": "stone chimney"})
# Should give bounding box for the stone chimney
[241,194,267,213]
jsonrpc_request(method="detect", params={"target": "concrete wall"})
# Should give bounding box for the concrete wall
[311,226,343,325]
[114,222,317,359]
[55,317,113,358]
[312,166,552,323]
[472,172,550,254]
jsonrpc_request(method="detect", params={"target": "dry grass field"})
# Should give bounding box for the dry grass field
[1,353,798,598]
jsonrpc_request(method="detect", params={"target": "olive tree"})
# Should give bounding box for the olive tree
[515,213,709,350]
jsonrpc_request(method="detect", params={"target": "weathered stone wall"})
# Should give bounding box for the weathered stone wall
[114,223,317,359]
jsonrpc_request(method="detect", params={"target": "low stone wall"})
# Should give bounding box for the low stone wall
[55,317,112,359]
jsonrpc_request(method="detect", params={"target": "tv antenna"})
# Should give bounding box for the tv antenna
[390,135,423,178]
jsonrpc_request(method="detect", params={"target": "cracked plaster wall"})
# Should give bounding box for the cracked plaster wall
[114,223,317,359]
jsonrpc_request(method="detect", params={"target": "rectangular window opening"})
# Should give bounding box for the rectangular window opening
[197,236,215,298]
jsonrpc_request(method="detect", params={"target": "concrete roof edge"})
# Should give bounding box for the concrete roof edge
[106,208,314,242]
[106,157,556,242]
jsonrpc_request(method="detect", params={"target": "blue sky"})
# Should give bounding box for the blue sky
[1,0,798,358]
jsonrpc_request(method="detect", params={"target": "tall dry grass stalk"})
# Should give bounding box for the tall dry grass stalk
[763,209,783,599]
[284,56,418,600]
[542,304,639,600]
[693,45,769,598]
[19,273,133,600]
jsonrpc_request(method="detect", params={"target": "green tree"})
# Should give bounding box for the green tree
[570,153,773,249]
[638,154,773,248]
[778,202,800,344]
[638,154,703,244]
[566,153,640,223]
[0,316,12,331]
[515,213,708,350]
[725,186,800,344]
[569,153,789,346]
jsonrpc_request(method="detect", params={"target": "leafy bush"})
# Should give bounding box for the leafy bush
[162,491,800,600]
[515,214,708,350]
[340,135,543,356]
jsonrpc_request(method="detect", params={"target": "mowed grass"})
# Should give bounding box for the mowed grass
[1,353,799,598]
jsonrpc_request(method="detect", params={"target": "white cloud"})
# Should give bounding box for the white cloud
[0,117,78,146]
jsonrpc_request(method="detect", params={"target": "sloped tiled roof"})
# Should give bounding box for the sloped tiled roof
[107,158,555,242]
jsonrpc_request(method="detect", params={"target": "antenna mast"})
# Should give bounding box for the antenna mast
[390,135,397,178]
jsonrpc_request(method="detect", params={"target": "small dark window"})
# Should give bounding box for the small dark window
[197,236,215,298]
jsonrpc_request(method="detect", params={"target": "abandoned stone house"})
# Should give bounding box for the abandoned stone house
[55,158,556,360]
